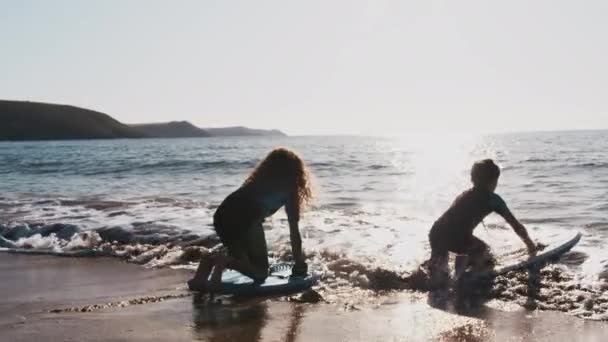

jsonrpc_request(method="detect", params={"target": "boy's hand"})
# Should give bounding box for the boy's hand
[526,240,537,256]
[291,260,308,277]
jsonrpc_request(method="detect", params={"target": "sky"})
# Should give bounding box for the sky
[1,0,607,136]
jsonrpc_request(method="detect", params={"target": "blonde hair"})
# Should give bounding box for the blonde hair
[244,147,313,213]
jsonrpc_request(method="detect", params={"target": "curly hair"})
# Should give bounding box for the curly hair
[243,147,313,213]
[471,159,500,188]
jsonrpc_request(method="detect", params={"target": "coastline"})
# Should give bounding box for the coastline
[2,254,607,341]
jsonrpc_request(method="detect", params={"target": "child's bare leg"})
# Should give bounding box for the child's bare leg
[208,253,228,292]
[429,252,449,288]
[454,255,469,279]
[470,249,495,273]
[468,237,495,273]
[188,248,224,291]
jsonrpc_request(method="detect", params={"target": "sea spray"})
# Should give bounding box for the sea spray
[2,221,608,318]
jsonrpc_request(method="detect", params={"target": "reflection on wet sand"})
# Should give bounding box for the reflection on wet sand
[191,295,304,342]
[192,296,268,341]
[427,268,540,315]
[185,264,607,342]
[284,304,305,342]
[524,267,541,311]
[430,267,608,341]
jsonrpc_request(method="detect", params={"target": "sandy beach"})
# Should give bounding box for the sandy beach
[1,253,606,342]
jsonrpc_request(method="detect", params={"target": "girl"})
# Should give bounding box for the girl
[188,147,313,292]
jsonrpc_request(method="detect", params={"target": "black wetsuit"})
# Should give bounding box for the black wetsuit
[213,184,289,271]
[429,187,509,258]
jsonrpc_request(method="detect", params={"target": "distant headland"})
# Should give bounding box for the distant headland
[0,100,286,141]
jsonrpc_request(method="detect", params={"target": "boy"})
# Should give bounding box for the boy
[428,159,536,284]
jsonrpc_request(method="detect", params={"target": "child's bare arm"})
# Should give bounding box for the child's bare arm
[285,201,307,275]
[502,209,536,255]
[288,219,304,263]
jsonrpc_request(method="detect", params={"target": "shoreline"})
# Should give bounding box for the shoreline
[2,254,607,341]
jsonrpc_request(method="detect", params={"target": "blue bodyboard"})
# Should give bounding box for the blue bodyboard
[470,232,582,281]
[215,263,320,296]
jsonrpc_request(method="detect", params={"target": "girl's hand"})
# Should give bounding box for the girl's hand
[291,260,308,277]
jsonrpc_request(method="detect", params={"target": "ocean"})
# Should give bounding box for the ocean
[1,131,608,316]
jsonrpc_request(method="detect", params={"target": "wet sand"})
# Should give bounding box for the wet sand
[1,254,607,341]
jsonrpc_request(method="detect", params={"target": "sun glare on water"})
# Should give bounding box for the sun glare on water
[392,131,483,212]
[344,131,489,266]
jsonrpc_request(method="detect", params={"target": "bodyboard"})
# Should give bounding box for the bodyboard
[215,262,321,296]
[470,232,582,281]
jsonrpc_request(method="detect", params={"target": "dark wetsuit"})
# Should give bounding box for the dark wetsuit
[213,185,289,272]
[429,187,508,258]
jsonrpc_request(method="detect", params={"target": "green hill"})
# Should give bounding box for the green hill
[0,100,287,141]
[130,121,211,138]
[0,100,143,141]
